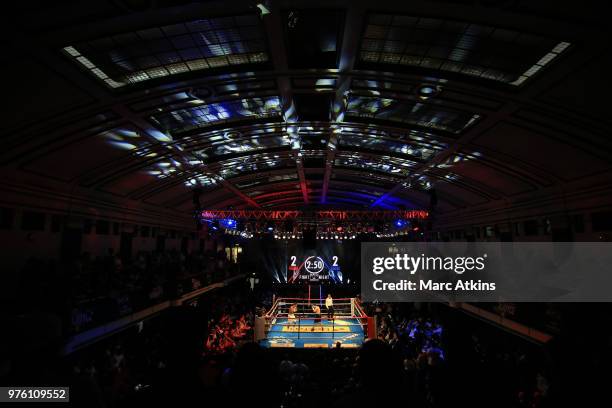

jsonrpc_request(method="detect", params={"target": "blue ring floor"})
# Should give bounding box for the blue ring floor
[260,318,364,348]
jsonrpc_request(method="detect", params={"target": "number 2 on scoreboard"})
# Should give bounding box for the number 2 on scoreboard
[332,256,338,266]
[290,256,297,266]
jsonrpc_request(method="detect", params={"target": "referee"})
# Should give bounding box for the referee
[325,293,334,320]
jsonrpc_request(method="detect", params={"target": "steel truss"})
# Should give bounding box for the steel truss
[200,209,428,221]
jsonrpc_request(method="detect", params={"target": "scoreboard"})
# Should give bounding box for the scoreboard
[288,254,342,283]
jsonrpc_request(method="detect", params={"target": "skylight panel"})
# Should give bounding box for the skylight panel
[62,14,269,89]
[150,96,282,133]
[359,14,571,86]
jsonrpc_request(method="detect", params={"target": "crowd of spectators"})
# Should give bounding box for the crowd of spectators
[204,314,252,354]
[195,297,554,408]
[374,303,445,359]
[17,248,239,334]
[453,317,551,408]
[61,283,259,407]
[205,315,251,353]
[5,271,568,408]
[66,320,168,408]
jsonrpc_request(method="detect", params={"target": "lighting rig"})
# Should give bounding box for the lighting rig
[198,210,428,240]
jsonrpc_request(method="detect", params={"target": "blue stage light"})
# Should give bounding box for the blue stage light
[395,219,406,228]
[220,218,237,229]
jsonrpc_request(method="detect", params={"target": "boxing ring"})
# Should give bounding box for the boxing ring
[256,297,374,348]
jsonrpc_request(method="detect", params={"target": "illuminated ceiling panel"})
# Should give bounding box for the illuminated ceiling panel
[334,151,416,176]
[332,168,402,187]
[204,134,288,158]
[359,14,570,86]
[209,151,295,179]
[183,173,218,188]
[180,124,291,160]
[150,96,282,133]
[346,95,480,134]
[337,130,445,161]
[144,159,187,179]
[435,151,483,169]
[62,14,269,88]
[300,149,327,158]
[100,126,156,155]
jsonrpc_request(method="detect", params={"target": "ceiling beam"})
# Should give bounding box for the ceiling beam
[262,5,309,205]
[321,3,365,204]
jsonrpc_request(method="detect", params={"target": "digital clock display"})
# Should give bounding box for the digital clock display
[304,256,325,274]
[288,254,341,283]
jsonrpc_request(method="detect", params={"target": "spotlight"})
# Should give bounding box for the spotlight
[221,218,237,229]
[417,84,440,99]
[394,219,406,228]
[256,2,271,16]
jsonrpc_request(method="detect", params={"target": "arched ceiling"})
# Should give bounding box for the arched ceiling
[1,0,612,219]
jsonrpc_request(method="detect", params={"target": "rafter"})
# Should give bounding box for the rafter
[263,5,309,205]
[321,3,365,204]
